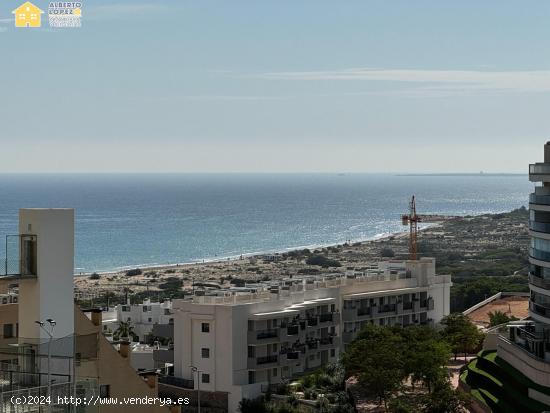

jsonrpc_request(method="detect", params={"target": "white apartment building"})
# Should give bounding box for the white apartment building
[172,257,451,412]
[101,299,174,342]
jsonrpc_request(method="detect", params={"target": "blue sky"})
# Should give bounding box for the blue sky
[1,0,549,172]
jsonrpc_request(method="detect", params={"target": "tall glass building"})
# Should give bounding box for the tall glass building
[528,141,550,356]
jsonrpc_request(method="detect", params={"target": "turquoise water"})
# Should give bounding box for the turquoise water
[0,174,532,273]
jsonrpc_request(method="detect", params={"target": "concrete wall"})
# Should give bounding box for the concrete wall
[18,209,74,340]
[0,303,18,360]
[497,335,550,388]
[75,307,171,413]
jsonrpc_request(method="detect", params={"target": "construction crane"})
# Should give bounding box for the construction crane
[401,196,457,260]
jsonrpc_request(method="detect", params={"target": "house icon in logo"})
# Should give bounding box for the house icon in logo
[12,1,44,28]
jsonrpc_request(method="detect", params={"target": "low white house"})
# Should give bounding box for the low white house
[101,299,174,342]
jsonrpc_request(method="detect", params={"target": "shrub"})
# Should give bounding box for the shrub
[125,268,142,277]
[89,272,100,280]
[230,278,246,287]
[306,255,341,268]
[380,247,395,257]
[239,397,267,413]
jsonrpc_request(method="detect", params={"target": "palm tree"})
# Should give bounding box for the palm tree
[114,321,136,341]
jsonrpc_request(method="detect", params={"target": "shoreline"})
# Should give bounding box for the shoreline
[74,225,437,278]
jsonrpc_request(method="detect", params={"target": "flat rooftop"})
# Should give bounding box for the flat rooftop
[467,295,529,328]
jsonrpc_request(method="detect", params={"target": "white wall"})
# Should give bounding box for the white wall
[18,209,74,340]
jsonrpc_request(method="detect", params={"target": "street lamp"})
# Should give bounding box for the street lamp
[36,319,56,405]
[190,365,202,413]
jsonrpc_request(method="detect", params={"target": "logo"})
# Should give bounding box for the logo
[12,1,44,28]
[48,2,82,28]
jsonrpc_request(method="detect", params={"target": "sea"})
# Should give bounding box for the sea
[0,173,533,274]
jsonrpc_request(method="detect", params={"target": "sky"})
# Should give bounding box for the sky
[1,0,549,173]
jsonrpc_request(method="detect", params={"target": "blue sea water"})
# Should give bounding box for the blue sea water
[0,174,533,273]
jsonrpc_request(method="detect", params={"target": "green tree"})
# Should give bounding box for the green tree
[422,378,469,413]
[396,326,450,392]
[342,324,406,409]
[440,313,484,360]
[488,310,518,327]
[114,321,136,341]
[239,397,268,413]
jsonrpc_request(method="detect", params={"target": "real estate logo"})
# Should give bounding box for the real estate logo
[48,1,82,28]
[12,1,44,28]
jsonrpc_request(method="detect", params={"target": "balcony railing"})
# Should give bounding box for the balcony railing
[286,351,301,360]
[530,163,550,175]
[159,375,194,389]
[307,317,318,327]
[379,304,397,314]
[0,235,37,278]
[286,325,299,336]
[530,193,550,206]
[530,221,550,234]
[319,313,333,323]
[529,273,550,290]
[357,307,371,316]
[256,329,278,340]
[319,337,333,346]
[257,355,278,365]
[403,302,413,310]
[530,302,550,319]
[530,248,550,263]
[306,340,318,350]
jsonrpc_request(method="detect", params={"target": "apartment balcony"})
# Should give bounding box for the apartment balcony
[530,221,550,234]
[530,163,550,181]
[342,331,356,344]
[280,346,305,363]
[342,308,356,322]
[402,302,413,311]
[286,351,302,360]
[248,328,279,345]
[285,324,300,336]
[318,313,334,324]
[319,337,335,349]
[158,375,194,389]
[0,234,38,279]
[419,298,433,310]
[357,307,371,317]
[530,193,550,206]
[378,304,397,314]
[530,301,550,323]
[248,355,279,369]
[306,340,319,350]
[529,273,550,290]
[306,317,318,327]
[497,334,550,388]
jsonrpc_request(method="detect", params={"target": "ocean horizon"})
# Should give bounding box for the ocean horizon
[0,173,533,273]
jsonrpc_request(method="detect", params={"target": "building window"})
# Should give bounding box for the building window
[201,348,210,358]
[99,385,110,398]
[248,346,255,358]
[201,323,210,333]
[3,324,13,339]
[148,318,152,322]
[248,371,255,384]
[330,349,336,357]
[202,373,210,383]
[272,368,278,377]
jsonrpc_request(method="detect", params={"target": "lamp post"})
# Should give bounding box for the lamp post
[35,319,56,409]
[190,365,202,413]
